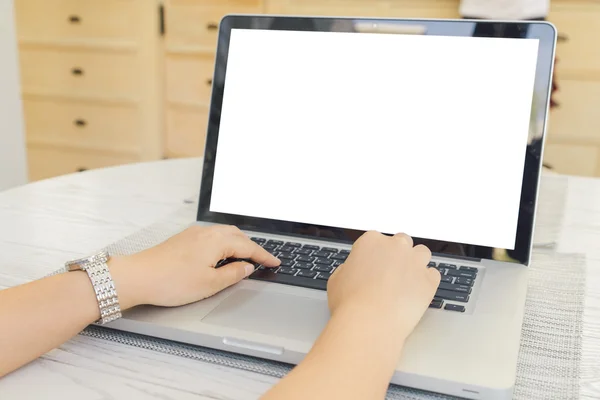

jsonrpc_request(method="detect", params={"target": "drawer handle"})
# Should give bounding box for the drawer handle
[206,23,218,31]
[206,79,212,86]
[71,67,84,76]
[68,15,81,24]
[74,119,87,127]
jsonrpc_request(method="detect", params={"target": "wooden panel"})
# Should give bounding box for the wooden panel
[19,48,139,99]
[166,3,262,49]
[266,0,459,18]
[549,2,600,78]
[266,0,389,16]
[387,0,460,18]
[548,79,600,144]
[543,143,599,177]
[15,0,140,42]
[27,145,137,181]
[166,106,208,157]
[22,98,140,154]
[166,53,215,106]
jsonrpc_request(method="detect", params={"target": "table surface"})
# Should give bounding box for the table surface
[0,158,598,400]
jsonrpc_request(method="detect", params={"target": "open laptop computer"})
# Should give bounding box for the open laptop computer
[109,16,556,399]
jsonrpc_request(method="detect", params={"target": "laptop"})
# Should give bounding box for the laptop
[109,16,556,399]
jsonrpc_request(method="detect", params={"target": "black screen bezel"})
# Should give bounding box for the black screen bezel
[197,15,557,266]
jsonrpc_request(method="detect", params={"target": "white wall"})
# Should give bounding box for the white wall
[0,0,27,191]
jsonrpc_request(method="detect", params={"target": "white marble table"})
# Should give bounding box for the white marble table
[0,158,598,399]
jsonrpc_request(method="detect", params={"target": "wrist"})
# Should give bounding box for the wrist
[108,255,145,310]
[332,301,412,344]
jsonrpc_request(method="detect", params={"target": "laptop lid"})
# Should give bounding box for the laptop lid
[197,16,556,266]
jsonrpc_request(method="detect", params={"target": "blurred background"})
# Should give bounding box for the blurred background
[1,0,599,189]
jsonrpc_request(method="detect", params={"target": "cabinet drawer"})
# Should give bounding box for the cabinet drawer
[27,146,137,181]
[166,4,262,49]
[15,0,139,42]
[549,3,600,77]
[19,48,139,99]
[547,79,600,144]
[543,143,599,177]
[166,106,208,157]
[166,53,215,106]
[23,98,139,153]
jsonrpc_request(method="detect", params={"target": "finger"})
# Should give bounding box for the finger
[221,236,280,267]
[212,261,255,293]
[413,244,432,266]
[393,232,414,247]
[427,266,442,286]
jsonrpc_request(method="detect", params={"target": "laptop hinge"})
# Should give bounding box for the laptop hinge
[432,252,482,263]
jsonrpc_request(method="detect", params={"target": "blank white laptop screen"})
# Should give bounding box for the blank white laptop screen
[210,28,539,250]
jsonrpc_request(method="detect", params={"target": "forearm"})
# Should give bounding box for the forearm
[261,306,408,400]
[0,257,136,377]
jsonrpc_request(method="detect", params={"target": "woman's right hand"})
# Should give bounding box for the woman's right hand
[327,231,440,339]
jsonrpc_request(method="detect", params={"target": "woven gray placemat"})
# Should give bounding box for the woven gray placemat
[77,200,585,400]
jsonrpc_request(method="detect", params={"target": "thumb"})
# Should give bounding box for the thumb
[212,262,255,293]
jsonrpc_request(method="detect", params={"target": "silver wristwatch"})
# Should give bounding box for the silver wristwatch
[65,251,122,325]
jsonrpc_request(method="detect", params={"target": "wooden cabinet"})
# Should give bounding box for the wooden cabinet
[546,1,600,177]
[15,0,163,181]
[163,0,264,158]
[15,0,600,178]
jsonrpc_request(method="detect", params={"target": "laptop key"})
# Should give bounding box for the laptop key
[427,261,437,267]
[456,277,474,286]
[331,253,347,261]
[429,299,443,309]
[278,252,296,260]
[251,237,266,244]
[439,263,457,269]
[315,258,333,266]
[459,266,478,272]
[263,243,278,251]
[297,255,315,263]
[302,244,320,250]
[438,282,472,294]
[332,261,343,267]
[297,270,318,279]
[447,269,476,279]
[435,289,469,303]
[278,245,295,253]
[313,250,332,258]
[321,247,339,253]
[295,261,313,269]
[285,242,302,247]
[267,248,280,255]
[250,269,327,291]
[314,265,333,273]
[316,272,332,280]
[440,276,454,284]
[277,267,297,275]
[279,259,295,267]
[339,249,350,255]
[444,304,466,312]
[294,248,313,255]
[267,240,284,246]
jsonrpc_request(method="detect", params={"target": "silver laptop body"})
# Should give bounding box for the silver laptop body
[108,16,556,400]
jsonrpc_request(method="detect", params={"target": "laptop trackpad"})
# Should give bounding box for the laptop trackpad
[202,289,330,342]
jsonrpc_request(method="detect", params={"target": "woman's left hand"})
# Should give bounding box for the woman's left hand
[110,225,280,309]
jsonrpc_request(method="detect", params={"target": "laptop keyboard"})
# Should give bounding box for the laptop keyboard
[248,237,478,313]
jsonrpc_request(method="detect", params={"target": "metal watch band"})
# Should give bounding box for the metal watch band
[67,251,122,325]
